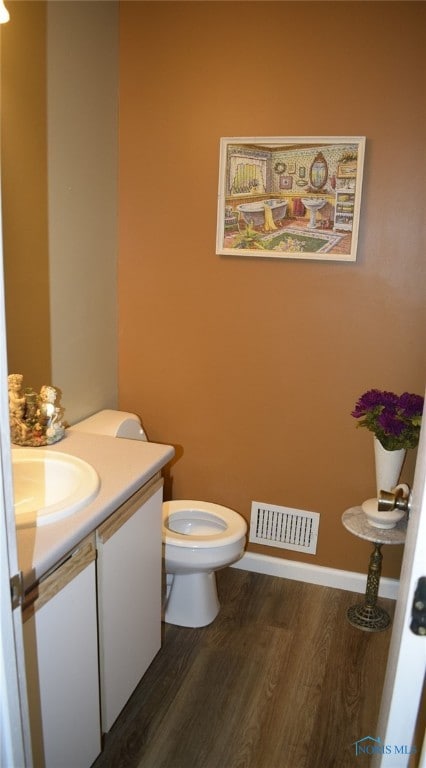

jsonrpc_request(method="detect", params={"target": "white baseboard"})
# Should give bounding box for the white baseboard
[231,552,399,600]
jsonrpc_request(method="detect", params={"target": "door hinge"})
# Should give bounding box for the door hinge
[410,576,426,636]
[10,571,23,610]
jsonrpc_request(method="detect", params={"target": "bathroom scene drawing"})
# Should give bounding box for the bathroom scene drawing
[216,136,366,261]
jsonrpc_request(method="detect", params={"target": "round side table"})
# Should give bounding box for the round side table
[342,507,407,632]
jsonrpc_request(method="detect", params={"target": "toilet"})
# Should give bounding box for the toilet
[72,410,247,628]
[162,499,247,627]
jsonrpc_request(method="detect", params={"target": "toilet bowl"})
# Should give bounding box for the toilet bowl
[163,500,247,627]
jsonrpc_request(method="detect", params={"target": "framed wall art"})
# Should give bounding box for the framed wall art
[279,175,293,190]
[216,136,366,262]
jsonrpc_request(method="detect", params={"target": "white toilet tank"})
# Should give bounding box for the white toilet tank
[71,409,148,441]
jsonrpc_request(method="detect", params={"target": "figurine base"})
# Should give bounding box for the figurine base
[11,431,65,447]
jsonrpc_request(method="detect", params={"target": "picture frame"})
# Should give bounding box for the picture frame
[337,160,357,179]
[279,175,293,190]
[216,136,366,262]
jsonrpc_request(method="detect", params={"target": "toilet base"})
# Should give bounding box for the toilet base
[164,571,220,628]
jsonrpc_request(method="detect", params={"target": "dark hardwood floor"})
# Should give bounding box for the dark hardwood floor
[92,567,394,768]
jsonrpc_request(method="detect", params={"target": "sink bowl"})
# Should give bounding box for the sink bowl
[301,197,326,212]
[12,448,100,528]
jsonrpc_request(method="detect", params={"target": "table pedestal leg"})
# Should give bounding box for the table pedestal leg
[347,543,391,632]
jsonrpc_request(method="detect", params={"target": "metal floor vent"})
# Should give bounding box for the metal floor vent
[250,502,320,555]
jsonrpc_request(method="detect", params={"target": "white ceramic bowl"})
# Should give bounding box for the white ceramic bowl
[361,498,406,529]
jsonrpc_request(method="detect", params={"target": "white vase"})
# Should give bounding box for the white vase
[374,437,406,497]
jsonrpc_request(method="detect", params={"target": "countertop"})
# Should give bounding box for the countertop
[16,429,175,591]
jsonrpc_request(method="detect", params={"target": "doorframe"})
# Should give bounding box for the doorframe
[0,150,32,765]
[373,395,426,767]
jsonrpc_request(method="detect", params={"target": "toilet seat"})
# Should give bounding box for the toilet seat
[162,500,246,548]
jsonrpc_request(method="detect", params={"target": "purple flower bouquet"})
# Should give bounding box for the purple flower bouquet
[351,389,424,451]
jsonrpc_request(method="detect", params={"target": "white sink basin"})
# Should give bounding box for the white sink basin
[12,448,100,528]
[301,197,327,229]
[301,197,327,212]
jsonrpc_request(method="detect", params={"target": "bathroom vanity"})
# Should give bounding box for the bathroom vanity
[17,430,174,768]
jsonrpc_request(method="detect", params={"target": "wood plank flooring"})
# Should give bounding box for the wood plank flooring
[92,568,394,768]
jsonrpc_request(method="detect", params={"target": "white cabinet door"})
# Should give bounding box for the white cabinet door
[96,476,163,732]
[23,537,101,768]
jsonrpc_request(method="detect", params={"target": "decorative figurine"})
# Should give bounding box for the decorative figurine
[8,374,66,446]
[8,374,28,444]
[38,385,65,444]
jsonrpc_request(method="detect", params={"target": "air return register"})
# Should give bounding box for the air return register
[250,502,320,555]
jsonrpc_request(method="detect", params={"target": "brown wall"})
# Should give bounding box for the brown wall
[118,1,426,579]
[1,1,51,388]
[1,1,118,422]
